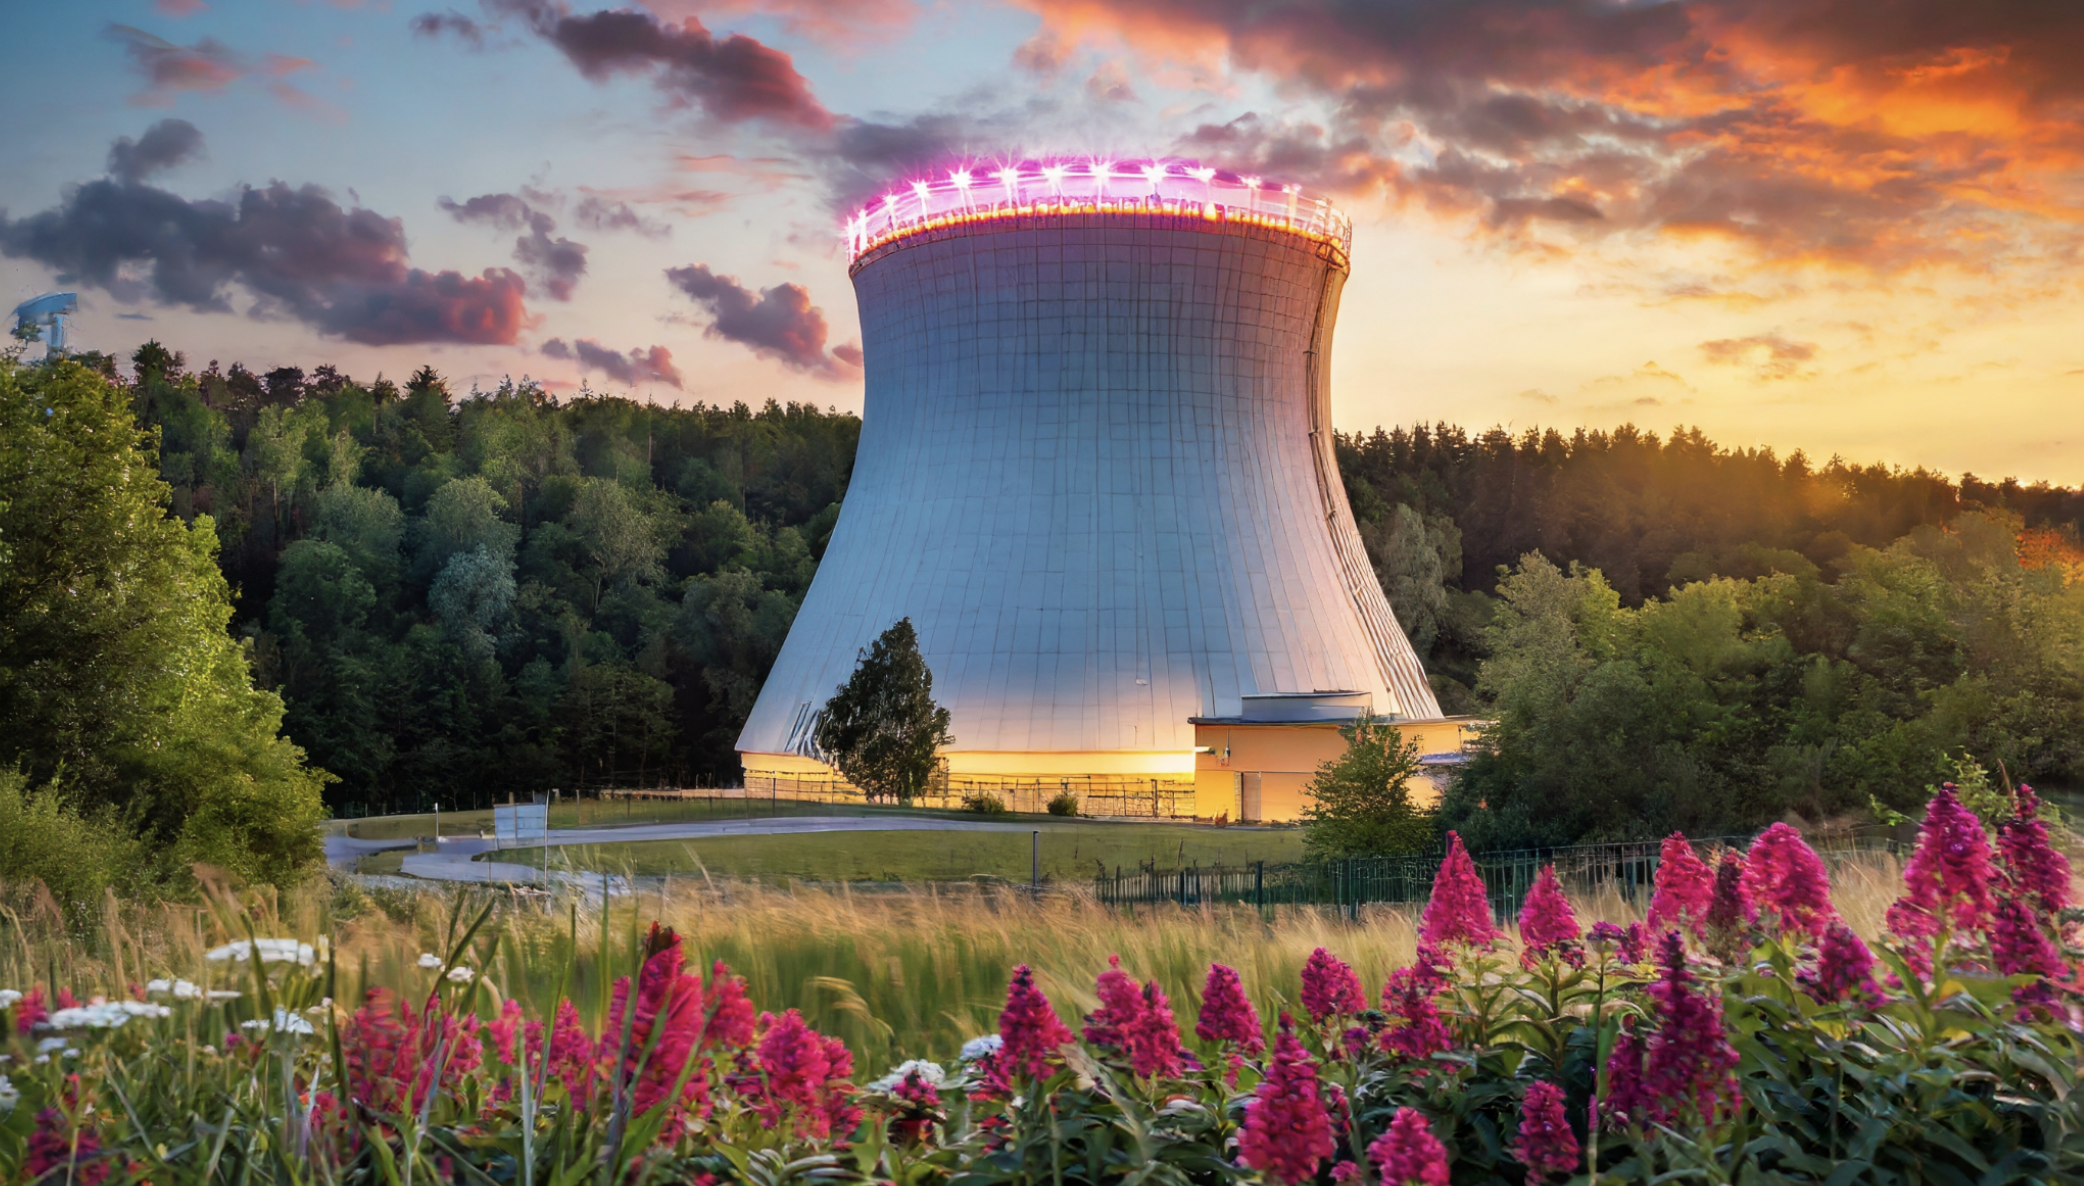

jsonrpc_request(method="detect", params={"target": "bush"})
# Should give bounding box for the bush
[0,769,150,921]
[961,791,1007,815]
[1045,791,1079,816]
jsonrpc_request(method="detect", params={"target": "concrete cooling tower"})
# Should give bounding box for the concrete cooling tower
[737,160,1452,818]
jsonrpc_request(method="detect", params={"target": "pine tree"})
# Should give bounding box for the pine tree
[815,619,952,803]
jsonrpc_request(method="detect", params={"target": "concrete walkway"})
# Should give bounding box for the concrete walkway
[335,815,1042,888]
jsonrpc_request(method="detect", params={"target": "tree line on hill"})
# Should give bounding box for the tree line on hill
[1338,425,2084,847]
[2,340,2079,885]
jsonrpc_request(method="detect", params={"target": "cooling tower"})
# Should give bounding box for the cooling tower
[737,161,1442,804]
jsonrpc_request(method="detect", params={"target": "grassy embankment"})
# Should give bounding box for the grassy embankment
[0,850,1911,1075]
[336,798,1307,881]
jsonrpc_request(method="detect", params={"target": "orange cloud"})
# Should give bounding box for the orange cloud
[1019,0,2084,272]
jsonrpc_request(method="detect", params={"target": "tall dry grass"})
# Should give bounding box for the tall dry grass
[0,850,1918,1075]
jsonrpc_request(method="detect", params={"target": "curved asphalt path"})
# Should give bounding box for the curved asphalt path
[325,815,1045,891]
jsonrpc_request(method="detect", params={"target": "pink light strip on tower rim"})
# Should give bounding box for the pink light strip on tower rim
[841,159,1352,264]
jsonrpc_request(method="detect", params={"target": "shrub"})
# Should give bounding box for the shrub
[1046,791,1079,817]
[0,769,149,921]
[961,791,1007,815]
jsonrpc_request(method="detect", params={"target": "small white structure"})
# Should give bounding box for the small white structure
[492,802,549,847]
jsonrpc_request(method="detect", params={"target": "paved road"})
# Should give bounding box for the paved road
[330,815,1042,887]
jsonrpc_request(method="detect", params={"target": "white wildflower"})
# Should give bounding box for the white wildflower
[416,953,443,969]
[867,1059,946,1092]
[240,1008,315,1036]
[445,966,475,984]
[36,1038,67,1053]
[49,1002,161,1029]
[207,990,240,1001]
[145,979,171,996]
[204,939,315,966]
[0,990,20,1009]
[958,1034,1003,1061]
[0,1075,15,1116]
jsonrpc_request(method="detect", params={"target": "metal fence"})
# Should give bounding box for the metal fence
[1091,833,1877,915]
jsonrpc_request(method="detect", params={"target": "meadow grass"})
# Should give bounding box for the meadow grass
[0,848,1917,1077]
[541,820,1307,881]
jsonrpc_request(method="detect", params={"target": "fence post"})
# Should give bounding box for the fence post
[1255,860,1264,911]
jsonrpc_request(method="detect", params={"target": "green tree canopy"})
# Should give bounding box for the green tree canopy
[1300,712,1433,861]
[0,359,328,889]
[815,618,953,803]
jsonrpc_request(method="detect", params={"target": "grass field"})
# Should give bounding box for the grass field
[330,795,951,840]
[540,819,1307,882]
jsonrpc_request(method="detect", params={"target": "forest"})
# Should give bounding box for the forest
[12,343,2081,837]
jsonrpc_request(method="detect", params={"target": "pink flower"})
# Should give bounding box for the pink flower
[1367,1107,1450,1186]
[1741,823,1837,938]
[1641,930,1739,1126]
[1238,1019,1337,1184]
[1379,968,1454,1064]
[1889,785,1997,942]
[1991,895,2066,979]
[1801,923,1879,1004]
[1195,963,1264,1055]
[1300,948,1367,1023]
[1588,921,1646,964]
[546,998,596,1100]
[1421,832,1499,948]
[704,960,756,1049]
[1517,866,1580,966]
[1600,1027,1647,1130]
[998,964,1074,1080]
[1124,980,1187,1079]
[1084,955,1145,1052]
[1703,851,1756,961]
[605,924,710,1125]
[484,998,523,1066]
[1514,1082,1579,1184]
[14,987,47,1034]
[756,1010,832,1108]
[1645,834,1714,938]
[2000,785,2072,917]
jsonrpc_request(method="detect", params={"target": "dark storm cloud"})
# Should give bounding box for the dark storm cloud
[439,191,589,301]
[1025,0,2084,268]
[541,337,683,388]
[0,156,528,345]
[664,263,857,378]
[477,0,832,130]
[107,119,205,185]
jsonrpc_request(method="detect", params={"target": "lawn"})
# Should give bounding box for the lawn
[536,819,1306,882]
[328,794,956,841]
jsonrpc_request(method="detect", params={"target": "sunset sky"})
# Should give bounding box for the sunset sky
[4,0,2081,484]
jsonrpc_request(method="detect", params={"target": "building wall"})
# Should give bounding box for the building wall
[739,211,1440,777]
[1190,717,1484,822]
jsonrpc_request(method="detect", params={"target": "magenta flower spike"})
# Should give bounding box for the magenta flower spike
[1084,954,1145,1052]
[1238,1018,1338,1184]
[1517,866,1581,966]
[1300,948,1367,1023]
[1124,980,1187,1079]
[1741,822,1837,938]
[1887,785,1998,946]
[1991,895,2067,979]
[2000,785,2073,917]
[1641,930,1740,1125]
[1600,1027,1647,1130]
[1379,967,1454,1063]
[1514,1081,1580,1184]
[1195,963,1264,1054]
[998,964,1074,1080]
[1801,923,1880,1003]
[1421,832,1499,948]
[1645,833,1715,938]
[1367,1107,1450,1186]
